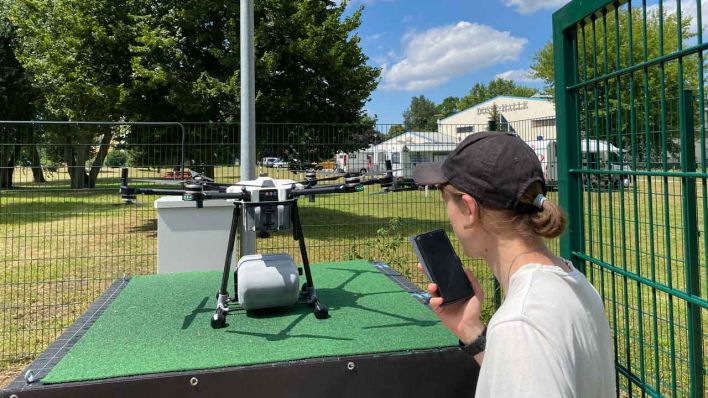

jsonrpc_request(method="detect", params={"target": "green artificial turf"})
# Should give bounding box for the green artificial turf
[42,260,457,383]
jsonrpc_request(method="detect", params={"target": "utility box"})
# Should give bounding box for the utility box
[154,196,236,274]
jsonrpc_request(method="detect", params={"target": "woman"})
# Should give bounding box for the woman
[413,131,615,397]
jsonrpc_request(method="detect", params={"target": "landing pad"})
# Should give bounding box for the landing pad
[3,260,478,397]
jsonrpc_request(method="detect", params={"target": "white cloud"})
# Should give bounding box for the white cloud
[364,32,387,41]
[381,22,527,91]
[647,0,708,32]
[495,69,543,83]
[502,0,569,15]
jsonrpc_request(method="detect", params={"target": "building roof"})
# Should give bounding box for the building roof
[438,95,554,124]
[369,131,458,153]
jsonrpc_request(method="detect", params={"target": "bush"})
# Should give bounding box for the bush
[105,150,129,167]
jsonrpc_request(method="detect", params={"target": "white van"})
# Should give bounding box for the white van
[261,157,280,167]
[527,138,558,189]
[527,137,632,190]
[336,151,384,174]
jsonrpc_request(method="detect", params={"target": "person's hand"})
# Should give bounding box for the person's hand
[418,263,486,344]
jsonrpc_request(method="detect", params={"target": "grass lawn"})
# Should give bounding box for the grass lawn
[1,166,706,397]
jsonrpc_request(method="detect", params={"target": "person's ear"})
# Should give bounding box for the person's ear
[460,194,478,229]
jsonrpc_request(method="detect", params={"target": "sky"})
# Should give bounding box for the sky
[341,0,571,123]
[342,0,708,124]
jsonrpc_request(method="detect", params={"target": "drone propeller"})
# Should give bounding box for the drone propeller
[132,178,186,186]
[368,185,418,196]
[131,169,234,191]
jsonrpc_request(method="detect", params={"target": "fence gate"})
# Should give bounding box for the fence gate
[553,0,706,397]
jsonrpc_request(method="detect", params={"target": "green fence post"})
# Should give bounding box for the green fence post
[553,12,583,272]
[678,89,704,397]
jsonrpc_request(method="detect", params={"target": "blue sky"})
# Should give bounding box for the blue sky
[343,0,708,123]
[342,0,571,123]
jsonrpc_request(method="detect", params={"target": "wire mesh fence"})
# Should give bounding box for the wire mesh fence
[0,119,558,367]
[554,0,707,396]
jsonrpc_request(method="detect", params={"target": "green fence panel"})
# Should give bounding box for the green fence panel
[554,1,706,397]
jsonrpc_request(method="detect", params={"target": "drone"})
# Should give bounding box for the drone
[119,161,416,328]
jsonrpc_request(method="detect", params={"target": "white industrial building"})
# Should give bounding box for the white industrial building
[437,95,557,142]
[338,95,560,183]
[336,131,457,177]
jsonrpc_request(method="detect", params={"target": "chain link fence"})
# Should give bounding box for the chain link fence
[0,120,558,370]
[554,1,707,396]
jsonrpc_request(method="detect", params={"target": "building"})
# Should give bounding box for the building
[437,95,557,142]
[337,131,458,178]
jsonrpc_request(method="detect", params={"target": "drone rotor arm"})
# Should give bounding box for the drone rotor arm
[289,183,362,198]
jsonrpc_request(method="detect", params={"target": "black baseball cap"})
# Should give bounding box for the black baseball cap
[413,131,546,213]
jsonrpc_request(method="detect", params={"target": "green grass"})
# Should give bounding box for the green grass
[580,175,708,397]
[1,166,706,397]
[1,166,495,375]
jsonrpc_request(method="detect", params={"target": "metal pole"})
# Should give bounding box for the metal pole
[240,0,256,256]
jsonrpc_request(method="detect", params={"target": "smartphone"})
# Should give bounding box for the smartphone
[410,229,474,306]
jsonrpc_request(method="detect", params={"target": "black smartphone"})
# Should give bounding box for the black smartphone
[410,229,474,306]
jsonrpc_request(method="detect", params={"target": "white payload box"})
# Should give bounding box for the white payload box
[236,253,300,310]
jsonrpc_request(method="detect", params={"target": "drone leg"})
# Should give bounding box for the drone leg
[211,204,240,329]
[291,201,328,320]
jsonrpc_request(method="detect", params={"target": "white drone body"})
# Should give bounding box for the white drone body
[225,176,305,232]
[224,176,307,311]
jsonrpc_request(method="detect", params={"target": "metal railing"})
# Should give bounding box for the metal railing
[554,1,707,396]
[0,120,558,369]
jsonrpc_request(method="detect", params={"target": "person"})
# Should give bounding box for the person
[412,131,615,398]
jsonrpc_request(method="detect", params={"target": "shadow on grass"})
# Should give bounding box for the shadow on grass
[130,219,157,237]
[203,265,439,341]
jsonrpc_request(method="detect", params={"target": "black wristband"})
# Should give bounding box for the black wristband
[458,326,486,357]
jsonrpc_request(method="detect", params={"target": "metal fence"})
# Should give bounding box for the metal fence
[0,119,558,369]
[554,0,707,397]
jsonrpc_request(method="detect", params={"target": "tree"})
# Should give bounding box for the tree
[457,78,538,111]
[10,0,381,181]
[0,0,41,188]
[384,124,406,140]
[529,7,698,161]
[125,0,380,168]
[437,96,460,119]
[10,0,136,188]
[403,95,438,131]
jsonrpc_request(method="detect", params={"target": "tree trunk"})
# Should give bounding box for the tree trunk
[30,145,46,183]
[87,131,113,188]
[0,145,17,189]
[66,141,89,189]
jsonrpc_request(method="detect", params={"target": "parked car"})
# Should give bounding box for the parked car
[272,159,289,168]
[261,157,280,167]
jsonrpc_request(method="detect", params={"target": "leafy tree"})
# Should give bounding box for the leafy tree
[384,124,406,140]
[457,78,538,111]
[126,0,380,166]
[529,7,698,161]
[437,96,459,119]
[403,95,438,131]
[10,0,136,188]
[9,0,380,182]
[0,0,42,188]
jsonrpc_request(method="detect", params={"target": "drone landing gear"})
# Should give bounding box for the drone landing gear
[210,200,328,329]
[301,283,328,320]
[211,293,229,328]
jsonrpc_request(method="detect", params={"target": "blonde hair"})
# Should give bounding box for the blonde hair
[445,183,566,240]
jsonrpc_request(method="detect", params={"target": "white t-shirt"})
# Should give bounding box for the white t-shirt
[475,262,616,398]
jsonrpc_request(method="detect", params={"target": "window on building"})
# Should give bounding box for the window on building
[456,126,475,134]
[533,118,556,128]
[391,152,400,164]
